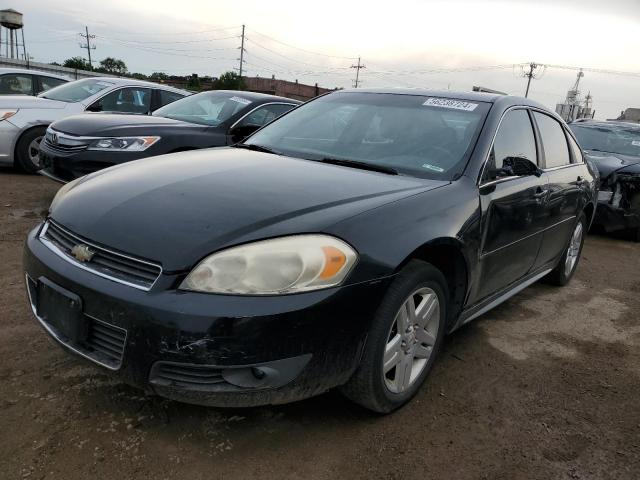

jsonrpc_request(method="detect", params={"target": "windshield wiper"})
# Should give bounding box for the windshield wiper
[318,157,398,175]
[233,143,280,155]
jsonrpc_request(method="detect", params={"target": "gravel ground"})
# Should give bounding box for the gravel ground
[1,169,639,480]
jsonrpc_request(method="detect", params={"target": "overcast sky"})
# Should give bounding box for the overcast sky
[16,0,640,118]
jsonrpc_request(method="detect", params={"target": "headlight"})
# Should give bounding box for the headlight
[49,177,82,212]
[0,109,18,121]
[87,136,160,151]
[180,235,358,295]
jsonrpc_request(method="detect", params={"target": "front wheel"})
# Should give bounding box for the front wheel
[15,127,46,174]
[545,213,587,286]
[340,260,448,413]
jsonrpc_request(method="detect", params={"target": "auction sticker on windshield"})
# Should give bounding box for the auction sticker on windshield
[423,98,478,111]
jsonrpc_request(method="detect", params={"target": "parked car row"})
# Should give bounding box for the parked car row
[23,88,601,413]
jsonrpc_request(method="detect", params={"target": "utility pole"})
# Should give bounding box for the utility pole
[238,24,246,78]
[79,26,96,67]
[351,57,365,88]
[523,62,538,98]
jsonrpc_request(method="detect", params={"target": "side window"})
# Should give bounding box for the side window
[89,87,152,114]
[237,104,295,128]
[533,112,571,168]
[567,134,583,163]
[38,76,67,94]
[0,74,33,95]
[158,89,186,108]
[483,109,537,182]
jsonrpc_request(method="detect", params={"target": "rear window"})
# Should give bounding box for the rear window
[154,91,253,126]
[39,78,114,103]
[533,112,571,168]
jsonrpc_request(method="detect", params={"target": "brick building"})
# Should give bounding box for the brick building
[243,75,336,101]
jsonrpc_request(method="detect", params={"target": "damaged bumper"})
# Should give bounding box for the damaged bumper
[595,173,640,233]
[23,224,390,407]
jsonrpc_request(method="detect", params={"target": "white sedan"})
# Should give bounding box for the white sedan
[0,77,188,172]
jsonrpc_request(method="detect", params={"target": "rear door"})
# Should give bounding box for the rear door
[531,111,585,268]
[472,108,549,302]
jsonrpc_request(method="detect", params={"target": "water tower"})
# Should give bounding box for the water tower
[0,9,26,60]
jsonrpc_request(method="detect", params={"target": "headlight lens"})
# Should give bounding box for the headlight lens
[88,136,160,151]
[0,109,18,121]
[180,235,358,295]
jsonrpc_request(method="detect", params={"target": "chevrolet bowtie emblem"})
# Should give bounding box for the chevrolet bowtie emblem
[71,244,95,263]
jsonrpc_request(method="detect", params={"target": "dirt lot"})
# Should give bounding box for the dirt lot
[0,169,639,480]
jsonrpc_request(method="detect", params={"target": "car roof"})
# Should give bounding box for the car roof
[210,89,302,104]
[570,119,640,131]
[334,87,549,110]
[69,77,190,95]
[0,67,70,81]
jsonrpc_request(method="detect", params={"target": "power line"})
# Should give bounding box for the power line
[246,28,357,60]
[94,33,240,45]
[244,37,351,70]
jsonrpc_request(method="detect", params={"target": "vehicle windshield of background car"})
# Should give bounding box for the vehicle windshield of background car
[153,91,254,126]
[244,92,491,180]
[38,78,114,103]
[571,124,640,158]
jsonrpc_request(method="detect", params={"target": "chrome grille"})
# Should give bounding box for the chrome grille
[44,129,92,153]
[40,221,162,291]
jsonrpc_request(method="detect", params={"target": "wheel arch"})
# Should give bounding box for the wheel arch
[583,201,595,229]
[396,237,470,330]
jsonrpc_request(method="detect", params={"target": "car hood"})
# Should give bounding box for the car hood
[0,95,67,109]
[585,151,640,179]
[51,113,204,136]
[50,148,445,271]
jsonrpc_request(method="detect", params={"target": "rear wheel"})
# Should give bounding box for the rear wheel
[340,260,448,413]
[546,213,587,286]
[15,127,46,173]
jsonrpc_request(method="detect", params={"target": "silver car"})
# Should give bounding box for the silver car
[0,68,69,96]
[0,77,189,172]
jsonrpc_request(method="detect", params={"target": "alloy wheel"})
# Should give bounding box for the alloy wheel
[383,287,440,394]
[564,221,583,277]
[28,136,43,168]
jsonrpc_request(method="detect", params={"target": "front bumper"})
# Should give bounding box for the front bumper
[0,120,19,166]
[38,143,151,183]
[595,195,640,233]
[24,224,390,407]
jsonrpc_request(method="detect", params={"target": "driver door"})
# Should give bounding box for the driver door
[472,108,549,302]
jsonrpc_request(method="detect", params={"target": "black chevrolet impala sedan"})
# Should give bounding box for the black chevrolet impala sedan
[24,89,597,412]
[38,90,300,183]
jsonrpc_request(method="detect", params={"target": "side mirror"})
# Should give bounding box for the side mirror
[229,124,261,142]
[501,156,542,177]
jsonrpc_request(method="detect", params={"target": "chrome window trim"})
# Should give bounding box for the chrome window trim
[477,106,535,187]
[229,102,299,130]
[25,274,126,371]
[47,126,102,143]
[39,221,162,292]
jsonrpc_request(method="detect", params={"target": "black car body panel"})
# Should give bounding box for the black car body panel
[24,88,598,407]
[38,91,301,182]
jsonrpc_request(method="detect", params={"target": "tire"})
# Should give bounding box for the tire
[545,212,587,286]
[15,127,46,174]
[340,260,448,413]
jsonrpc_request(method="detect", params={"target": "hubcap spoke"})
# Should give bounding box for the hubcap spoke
[383,334,402,373]
[383,286,441,394]
[415,327,436,346]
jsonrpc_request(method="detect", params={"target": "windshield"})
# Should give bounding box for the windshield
[245,92,490,180]
[153,91,254,126]
[39,78,114,103]
[570,124,640,158]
